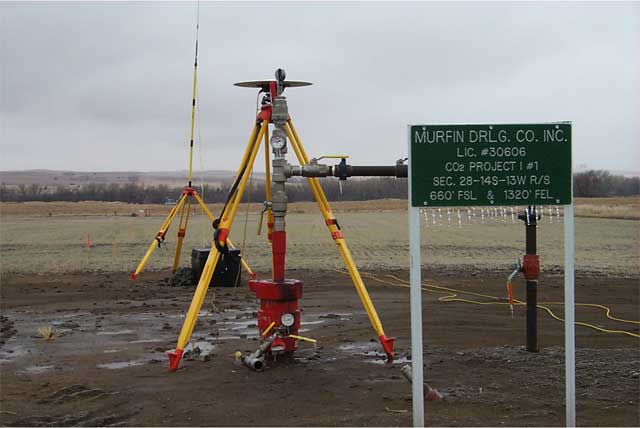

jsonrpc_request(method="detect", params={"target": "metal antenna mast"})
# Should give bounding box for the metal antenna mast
[130,2,255,281]
[187,1,200,187]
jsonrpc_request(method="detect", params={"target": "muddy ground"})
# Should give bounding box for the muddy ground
[0,269,638,427]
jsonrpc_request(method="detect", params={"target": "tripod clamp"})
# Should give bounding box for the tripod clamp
[211,219,229,254]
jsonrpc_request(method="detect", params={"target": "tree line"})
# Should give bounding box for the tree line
[572,170,639,198]
[0,170,637,203]
[0,177,408,203]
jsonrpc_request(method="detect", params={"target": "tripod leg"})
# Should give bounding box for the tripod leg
[171,196,192,273]
[192,193,256,279]
[286,119,395,361]
[192,193,215,221]
[168,121,267,371]
[130,193,188,280]
[168,248,222,370]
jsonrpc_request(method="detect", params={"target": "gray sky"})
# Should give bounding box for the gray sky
[1,1,638,173]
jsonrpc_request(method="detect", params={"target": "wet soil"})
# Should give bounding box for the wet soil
[0,269,638,426]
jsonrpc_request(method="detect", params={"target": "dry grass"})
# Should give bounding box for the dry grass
[36,326,59,341]
[0,208,637,276]
[573,197,639,220]
[1,197,637,219]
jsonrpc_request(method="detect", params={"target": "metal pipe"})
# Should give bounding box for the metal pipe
[337,165,408,178]
[286,163,408,178]
[241,336,276,371]
[401,364,442,401]
[519,206,539,353]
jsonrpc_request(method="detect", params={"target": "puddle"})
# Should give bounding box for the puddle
[20,365,56,374]
[369,356,411,365]
[197,310,218,317]
[96,330,136,336]
[0,344,28,363]
[338,342,406,364]
[62,311,92,318]
[97,360,147,370]
[208,335,242,341]
[103,349,119,353]
[300,320,325,326]
[216,318,258,339]
[318,312,353,320]
[129,339,163,344]
[338,342,378,352]
[220,319,257,329]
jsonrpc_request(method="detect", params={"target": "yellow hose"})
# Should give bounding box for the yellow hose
[289,334,317,344]
[334,269,640,339]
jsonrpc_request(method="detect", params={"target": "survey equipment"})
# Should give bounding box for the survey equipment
[167,69,407,371]
[129,11,254,282]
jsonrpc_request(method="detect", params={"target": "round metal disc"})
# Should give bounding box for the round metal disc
[281,313,295,327]
[234,80,312,89]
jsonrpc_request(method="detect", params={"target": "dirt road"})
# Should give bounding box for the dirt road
[1,269,638,426]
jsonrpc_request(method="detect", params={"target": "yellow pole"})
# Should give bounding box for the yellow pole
[174,249,222,350]
[131,194,188,280]
[192,193,215,221]
[187,16,199,186]
[172,196,192,273]
[220,121,268,229]
[169,123,265,370]
[286,120,387,340]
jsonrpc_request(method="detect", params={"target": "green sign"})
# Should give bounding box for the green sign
[410,123,572,207]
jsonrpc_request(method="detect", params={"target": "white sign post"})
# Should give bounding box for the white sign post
[407,123,575,427]
[407,125,425,427]
[564,203,576,427]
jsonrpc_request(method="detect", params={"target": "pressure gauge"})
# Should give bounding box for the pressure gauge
[271,134,286,150]
[281,313,295,327]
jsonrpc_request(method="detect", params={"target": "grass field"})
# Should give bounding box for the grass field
[1,200,638,276]
[1,196,638,218]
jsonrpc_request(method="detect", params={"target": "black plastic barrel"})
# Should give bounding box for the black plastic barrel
[191,247,242,287]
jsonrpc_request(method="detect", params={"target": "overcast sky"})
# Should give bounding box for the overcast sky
[1,1,638,174]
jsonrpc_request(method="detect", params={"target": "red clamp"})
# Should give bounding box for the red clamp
[257,106,271,122]
[331,231,344,240]
[267,222,274,242]
[325,218,338,226]
[216,228,229,243]
[522,254,540,281]
[182,187,197,196]
[177,229,186,238]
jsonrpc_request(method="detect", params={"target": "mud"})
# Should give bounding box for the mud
[0,269,638,426]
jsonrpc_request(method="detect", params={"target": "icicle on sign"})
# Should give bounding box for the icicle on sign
[410,123,572,207]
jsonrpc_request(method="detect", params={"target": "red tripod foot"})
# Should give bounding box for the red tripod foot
[129,273,138,280]
[379,335,395,363]
[167,348,184,371]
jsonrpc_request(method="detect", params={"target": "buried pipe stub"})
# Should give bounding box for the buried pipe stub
[241,355,266,372]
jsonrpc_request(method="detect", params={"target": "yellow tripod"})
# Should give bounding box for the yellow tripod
[167,73,395,371]
[129,186,255,281]
[130,13,254,281]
